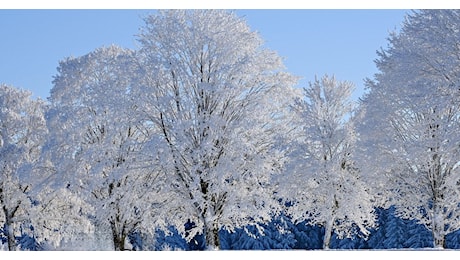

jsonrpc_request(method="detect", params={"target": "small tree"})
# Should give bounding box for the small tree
[283,75,376,249]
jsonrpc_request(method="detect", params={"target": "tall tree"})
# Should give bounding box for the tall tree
[356,10,460,248]
[45,46,173,250]
[283,75,376,249]
[134,10,298,249]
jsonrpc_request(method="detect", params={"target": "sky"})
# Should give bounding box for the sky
[0,9,410,101]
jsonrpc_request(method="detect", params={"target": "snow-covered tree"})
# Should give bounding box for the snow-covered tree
[357,10,460,248]
[289,220,323,250]
[134,10,298,249]
[365,206,433,249]
[220,214,297,250]
[0,85,88,250]
[0,84,46,250]
[45,45,173,250]
[283,75,376,249]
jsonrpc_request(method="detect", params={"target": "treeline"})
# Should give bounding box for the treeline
[1,9,460,251]
[7,207,460,250]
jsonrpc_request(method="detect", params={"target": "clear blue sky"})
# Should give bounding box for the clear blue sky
[0,9,408,101]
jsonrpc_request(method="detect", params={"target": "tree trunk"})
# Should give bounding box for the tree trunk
[433,234,446,249]
[2,207,17,251]
[4,222,16,251]
[323,217,334,250]
[204,219,220,250]
[323,196,338,250]
[111,222,127,251]
[432,209,446,249]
